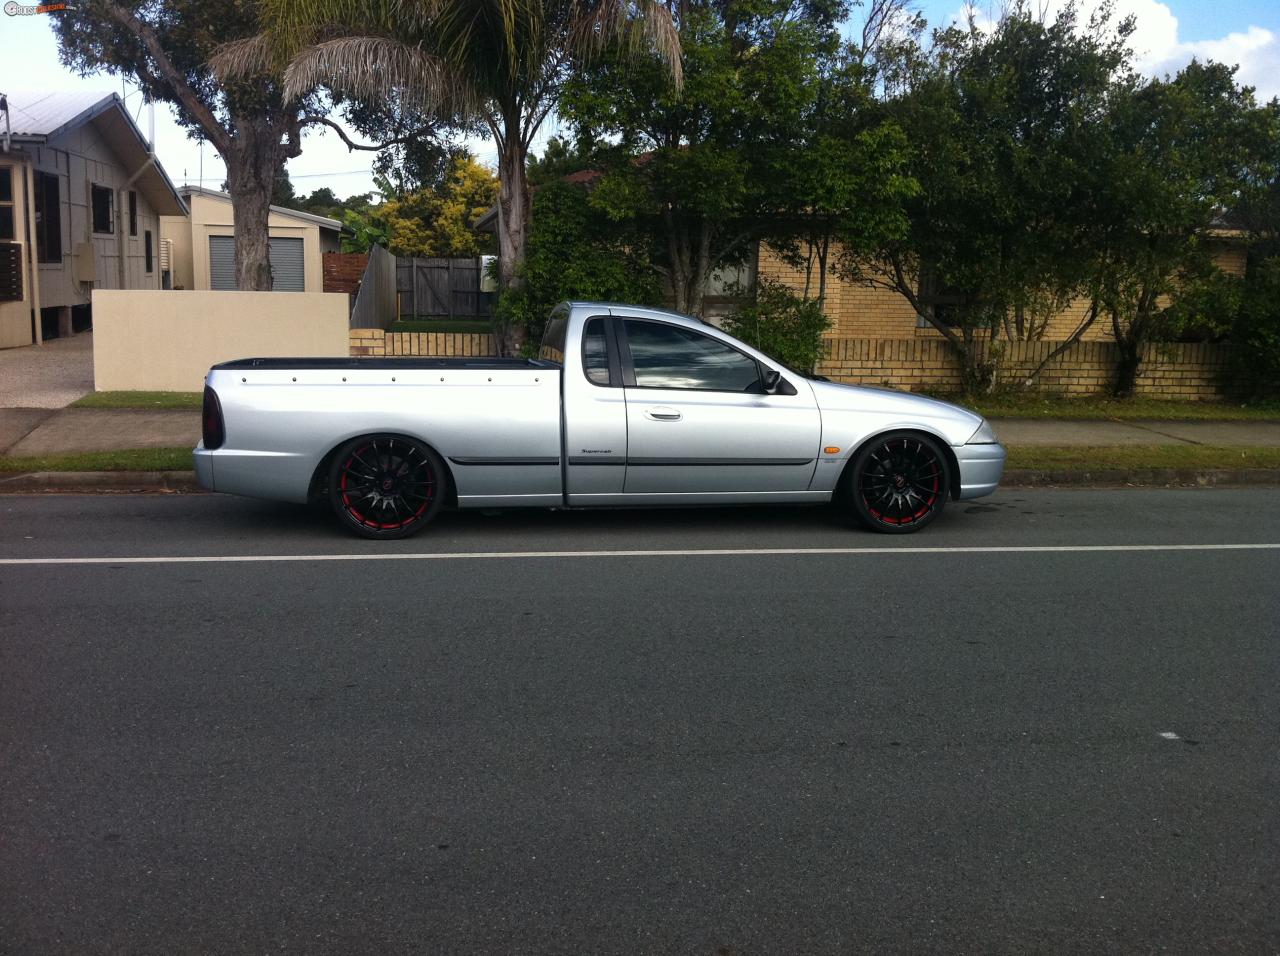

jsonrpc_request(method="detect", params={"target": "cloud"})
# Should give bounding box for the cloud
[953,0,1280,102]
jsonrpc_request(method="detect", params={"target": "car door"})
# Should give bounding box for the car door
[618,317,822,500]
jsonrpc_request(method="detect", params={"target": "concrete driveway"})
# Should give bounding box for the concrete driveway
[0,333,94,409]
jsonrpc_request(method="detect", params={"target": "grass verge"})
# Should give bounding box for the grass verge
[942,394,1280,421]
[1006,444,1280,471]
[71,391,203,409]
[0,447,193,473]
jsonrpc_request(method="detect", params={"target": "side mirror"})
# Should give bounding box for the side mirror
[762,368,782,393]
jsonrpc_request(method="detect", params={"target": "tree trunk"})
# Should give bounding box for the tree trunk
[223,116,276,292]
[493,137,529,356]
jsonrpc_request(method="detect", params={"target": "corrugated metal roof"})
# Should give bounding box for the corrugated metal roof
[179,185,343,232]
[2,90,116,139]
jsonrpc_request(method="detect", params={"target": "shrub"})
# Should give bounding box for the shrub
[719,280,832,373]
[497,180,661,349]
[1226,256,1280,402]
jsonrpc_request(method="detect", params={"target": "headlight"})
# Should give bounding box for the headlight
[967,418,998,444]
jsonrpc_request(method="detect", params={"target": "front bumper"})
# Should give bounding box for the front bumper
[955,442,1005,500]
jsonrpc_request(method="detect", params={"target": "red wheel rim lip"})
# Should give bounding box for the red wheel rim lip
[860,437,941,526]
[338,442,434,532]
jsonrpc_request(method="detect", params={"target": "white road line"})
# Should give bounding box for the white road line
[0,543,1278,566]
[1158,732,1181,740]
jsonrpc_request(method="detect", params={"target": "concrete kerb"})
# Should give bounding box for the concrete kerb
[1,468,1278,495]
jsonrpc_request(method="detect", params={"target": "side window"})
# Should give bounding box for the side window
[582,317,611,385]
[623,320,760,392]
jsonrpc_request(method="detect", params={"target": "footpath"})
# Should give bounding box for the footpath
[2,405,1279,493]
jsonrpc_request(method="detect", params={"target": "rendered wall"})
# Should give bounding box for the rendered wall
[94,289,349,391]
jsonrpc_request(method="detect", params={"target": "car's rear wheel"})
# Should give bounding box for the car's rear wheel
[328,435,444,539]
[846,432,949,534]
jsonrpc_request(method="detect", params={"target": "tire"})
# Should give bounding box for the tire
[845,432,950,534]
[327,435,445,539]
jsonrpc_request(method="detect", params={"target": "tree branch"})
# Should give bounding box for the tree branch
[100,0,232,155]
[299,114,417,152]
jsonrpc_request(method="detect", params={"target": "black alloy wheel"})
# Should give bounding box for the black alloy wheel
[847,432,949,533]
[327,435,445,539]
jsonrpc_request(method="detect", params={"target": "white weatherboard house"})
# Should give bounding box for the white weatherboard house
[0,91,187,349]
[161,186,342,294]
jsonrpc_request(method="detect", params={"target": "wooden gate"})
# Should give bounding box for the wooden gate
[396,257,494,320]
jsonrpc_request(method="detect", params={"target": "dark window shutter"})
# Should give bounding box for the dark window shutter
[209,235,235,290]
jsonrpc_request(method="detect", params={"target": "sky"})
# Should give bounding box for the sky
[1,0,1276,203]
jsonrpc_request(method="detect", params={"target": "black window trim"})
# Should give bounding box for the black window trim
[0,167,14,243]
[91,183,114,235]
[615,316,771,394]
[581,313,623,388]
[34,170,62,263]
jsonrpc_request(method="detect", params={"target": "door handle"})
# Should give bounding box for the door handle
[644,407,682,422]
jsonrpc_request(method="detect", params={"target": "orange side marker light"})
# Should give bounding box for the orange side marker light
[824,446,841,455]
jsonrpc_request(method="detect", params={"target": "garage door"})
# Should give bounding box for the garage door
[207,235,305,291]
[209,235,235,290]
[269,237,304,291]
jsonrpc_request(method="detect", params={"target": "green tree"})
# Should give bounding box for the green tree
[381,157,500,258]
[563,0,856,316]
[1087,61,1272,395]
[855,1,1136,390]
[498,180,661,344]
[55,1,412,290]
[216,0,681,353]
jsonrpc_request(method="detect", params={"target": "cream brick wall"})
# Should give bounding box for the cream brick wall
[350,330,1231,400]
[758,241,1249,345]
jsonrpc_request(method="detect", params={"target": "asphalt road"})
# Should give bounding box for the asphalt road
[1,489,1277,954]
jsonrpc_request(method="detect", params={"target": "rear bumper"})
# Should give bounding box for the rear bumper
[193,444,215,491]
[955,442,1006,500]
[191,446,311,503]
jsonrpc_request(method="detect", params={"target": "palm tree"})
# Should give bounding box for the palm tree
[214,0,681,352]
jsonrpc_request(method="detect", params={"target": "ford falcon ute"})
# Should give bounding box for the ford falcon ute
[194,302,1005,538]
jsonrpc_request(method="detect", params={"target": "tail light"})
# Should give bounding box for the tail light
[202,385,225,450]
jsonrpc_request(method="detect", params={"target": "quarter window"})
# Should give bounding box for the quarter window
[623,320,760,392]
[582,317,611,385]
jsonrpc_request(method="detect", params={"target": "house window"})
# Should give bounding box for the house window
[34,171,62,263]
[0,167,14,241]
[128,190,138,236]
[91,184,114,234]
[144,230,153,273]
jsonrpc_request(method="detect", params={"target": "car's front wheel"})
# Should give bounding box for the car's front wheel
[327,435,445,539]
[845,432,949,533]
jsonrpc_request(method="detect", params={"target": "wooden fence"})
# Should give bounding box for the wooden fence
[396,256,494,320]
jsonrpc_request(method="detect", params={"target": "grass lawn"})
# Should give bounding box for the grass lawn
[947,394,1280,422]
[72,391,203,409]
[1005,444,1280,472]
[388,319,495,335]
[3,444,1275,476]
[0,447,194,473]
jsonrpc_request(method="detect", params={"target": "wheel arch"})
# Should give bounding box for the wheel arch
[307,431,458,509]
[837,427,961,502]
